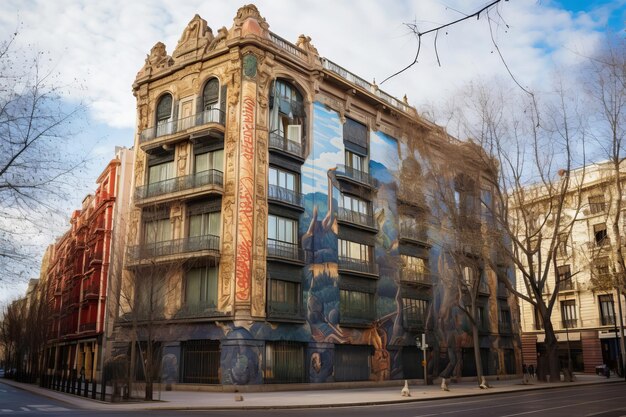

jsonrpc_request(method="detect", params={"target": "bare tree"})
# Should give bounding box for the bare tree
[0,31,86,286]
[436,78,587,382]
[584,35,626,375]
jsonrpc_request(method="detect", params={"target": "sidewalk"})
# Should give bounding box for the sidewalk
[1,374,622,411]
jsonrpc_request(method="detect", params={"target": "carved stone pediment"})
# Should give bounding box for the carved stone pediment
[173,14,213,59]
[136,42,174,79]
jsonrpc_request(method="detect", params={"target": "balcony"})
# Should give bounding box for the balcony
[139,108,225,151]
[562,319,578,329]
[398,223,429,245]
[337,208,377,231]
[338,256,379,277]
[267,300,304,321]
[557,280,576,292]
[268,184,303,209]
[404,316,425,331]
[175,304,228,320]
[134,170,224,206]
[268,132,305,160]
[399,269,431,286]
[267,239,304,264]
[79,322,97,333]
[126,235,220,267]
[335,164,374,187]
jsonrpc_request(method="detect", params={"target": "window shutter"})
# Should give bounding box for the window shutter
[343,118,368,155]
[287,125,301,143]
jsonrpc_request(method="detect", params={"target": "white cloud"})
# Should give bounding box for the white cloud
[0,0,622,302]
[1,0,620,131]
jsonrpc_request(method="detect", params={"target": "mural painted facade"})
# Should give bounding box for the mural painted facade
[114,4,521,386]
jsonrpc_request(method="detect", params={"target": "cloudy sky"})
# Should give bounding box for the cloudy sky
[0,0,624,303]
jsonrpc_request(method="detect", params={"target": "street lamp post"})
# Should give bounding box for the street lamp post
[416,333,428,386]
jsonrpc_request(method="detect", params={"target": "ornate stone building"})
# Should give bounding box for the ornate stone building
[116,4,521,385]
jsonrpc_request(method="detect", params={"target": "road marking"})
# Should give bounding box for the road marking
[499,397,610,416]
[586,408,626,416]
[20,407,30,411]
[0,410,12,413]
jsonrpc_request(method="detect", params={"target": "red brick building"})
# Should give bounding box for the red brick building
[44,147,133,381]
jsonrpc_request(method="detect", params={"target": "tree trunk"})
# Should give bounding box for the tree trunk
[472,320,484,385]
[542,320,561,382]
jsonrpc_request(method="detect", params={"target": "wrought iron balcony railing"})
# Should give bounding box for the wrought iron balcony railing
[127,235,220,261]
[338,256,379,276]
[135,169,223,202]
[335,164,374,187]
[267,239,304,262]
[399,269,431,286]
[268,184,303,207]
[140,108,225,144]
[562,319,578,329]
[398,223,428,244]
[337,208,376,229]
[268,132,305,159]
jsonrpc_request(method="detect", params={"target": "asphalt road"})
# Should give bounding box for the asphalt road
[1,380,625,416]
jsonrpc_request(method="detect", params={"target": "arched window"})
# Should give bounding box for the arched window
[270,79,305,144]
[202,78,220,123]
[156,94,173,136]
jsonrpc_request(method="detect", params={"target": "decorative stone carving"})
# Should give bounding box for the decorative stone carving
[232,4,269,39]
[136,42,174,79]
[296,34,319,56]
[173,14,212,59]
[177,143,188,175]
[203,26,228,55]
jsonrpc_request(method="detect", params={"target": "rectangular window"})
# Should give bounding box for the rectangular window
[341,194,369,214]
[557,233,569,257]
[593,223,609,246]
[599,294,616,326]
[143,218,171,244]
[195,149,224,173]
[557,265,573,291]
[340,289,375,321]
[185,266,218,311]
[269,167,297,192]
[268,215,298,259]
[269,279,301,316]
[148,161,175,185]
[268,215,297,244]
[595,257,610,280]
[589,195,606,215]
[345,150,367,173]
[477,306,487,331]
[402,298,428,328]
[534,307,544,330]
[561,300,577,328]
[498,309,512,334]
[338,239,370,262]
[189,211,221,237]
[400,254,427,283]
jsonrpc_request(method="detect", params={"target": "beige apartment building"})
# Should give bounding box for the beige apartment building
[518,161,626,374]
